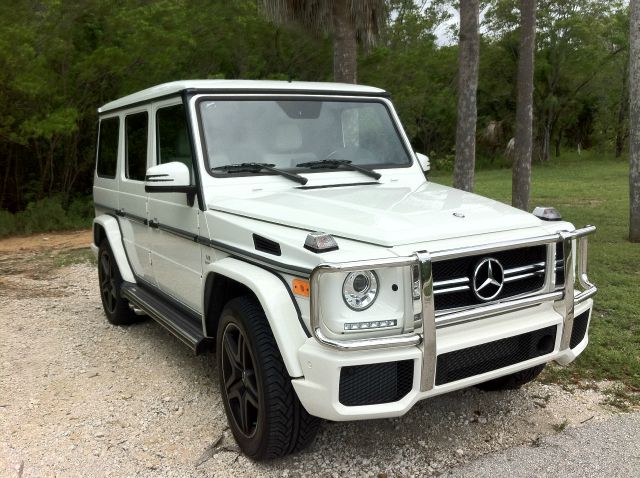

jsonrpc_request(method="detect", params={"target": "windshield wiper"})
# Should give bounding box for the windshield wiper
[212,162,308,185]
[295,159,381,181]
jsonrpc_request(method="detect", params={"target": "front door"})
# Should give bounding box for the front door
[147,101,202,313]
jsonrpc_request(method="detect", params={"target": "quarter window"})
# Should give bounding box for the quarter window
[156,104,193,171]
[125,112,148,181]
[97,117,119,178]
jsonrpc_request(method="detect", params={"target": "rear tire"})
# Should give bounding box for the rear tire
[97,239,139,325]
[216,296,320,460]
[476,364,546,391]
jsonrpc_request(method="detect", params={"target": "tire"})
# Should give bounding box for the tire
[216,296,320,460]
[97,239,139,325]
[476,364,546,391]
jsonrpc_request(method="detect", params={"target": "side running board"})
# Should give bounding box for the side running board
[120,282,210,354]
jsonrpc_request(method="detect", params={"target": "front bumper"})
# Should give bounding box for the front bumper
[293,298,593,421]
[297,226,596,421]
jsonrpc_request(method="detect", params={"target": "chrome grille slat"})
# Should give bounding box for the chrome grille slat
[503,262,545,275]
[433,277,469,287]
[433,285,471,295]
[503,271,544,283]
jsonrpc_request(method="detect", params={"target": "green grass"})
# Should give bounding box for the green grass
[52,248,96,267]
[431,151,640,391]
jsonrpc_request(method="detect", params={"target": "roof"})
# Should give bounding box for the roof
[98,80,388,113]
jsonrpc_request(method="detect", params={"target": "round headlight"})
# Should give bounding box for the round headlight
[343,270,379,311]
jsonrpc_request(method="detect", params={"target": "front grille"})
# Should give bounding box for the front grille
[435,325,557,385]
[570,311,590,348]
[339,360,413,406]
[433,245,547,311]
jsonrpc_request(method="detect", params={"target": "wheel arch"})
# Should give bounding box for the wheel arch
[93,215,136,283]
[203,257,307,377]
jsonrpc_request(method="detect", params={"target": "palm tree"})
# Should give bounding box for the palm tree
[453,0,480,192]
[631,0,640,242]
[261,0,385,84]
[512,0,537,211]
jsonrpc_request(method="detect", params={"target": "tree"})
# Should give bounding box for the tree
[260,0,385,83]
[512,0,537,211]
[453,0,480,191]
[631,0,640,242]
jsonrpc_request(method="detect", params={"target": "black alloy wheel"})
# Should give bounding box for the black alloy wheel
[221,322,261,437]
[98,247,118,314]
[215,296,320,459]
[97,239,139,325]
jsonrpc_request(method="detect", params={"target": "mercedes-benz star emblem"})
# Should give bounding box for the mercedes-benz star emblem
[472,258,504,301]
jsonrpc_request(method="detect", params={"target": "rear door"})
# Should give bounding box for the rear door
[147,100,202,312]
[93,115,121,218]
[118,108,154,283]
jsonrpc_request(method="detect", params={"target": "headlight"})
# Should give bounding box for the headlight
[342,270,379,310]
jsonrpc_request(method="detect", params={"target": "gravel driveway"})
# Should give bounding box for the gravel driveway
[0,234,631,477]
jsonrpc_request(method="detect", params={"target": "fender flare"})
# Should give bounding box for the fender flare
[92,215,136,283]
[205,257,307,377]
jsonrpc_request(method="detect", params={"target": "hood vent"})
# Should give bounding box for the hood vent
[253,234,282,256]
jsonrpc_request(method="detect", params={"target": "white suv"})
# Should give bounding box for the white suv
[92,80,597,459]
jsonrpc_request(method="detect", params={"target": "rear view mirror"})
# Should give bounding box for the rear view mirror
[145,162,197,206]
[145,162,193,193]
[415,153,430,173]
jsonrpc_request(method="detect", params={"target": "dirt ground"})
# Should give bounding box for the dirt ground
[0,231,633,477]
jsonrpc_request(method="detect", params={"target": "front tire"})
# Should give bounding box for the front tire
[97,239,138,325]
[216,296,320,459]
[476,364,546,391]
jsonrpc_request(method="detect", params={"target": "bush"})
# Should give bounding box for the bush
[430,153,455,172]
[0,195,93,238]
[15,197,72,234]
[0,210,17,238]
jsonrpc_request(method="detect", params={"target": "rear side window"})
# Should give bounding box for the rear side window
[125,112,148,181]
[156,104,193,170]
[97,117,120,178]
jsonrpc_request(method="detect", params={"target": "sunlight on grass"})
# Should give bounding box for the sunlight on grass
[431,151,640,390]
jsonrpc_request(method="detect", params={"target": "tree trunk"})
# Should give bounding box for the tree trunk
[615,55,630,158]
[453,0,480,192]
[630,0,640,242]
[512,0,537,211]
[332,0,358,84]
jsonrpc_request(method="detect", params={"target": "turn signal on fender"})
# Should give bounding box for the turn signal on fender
[292,278,310,297]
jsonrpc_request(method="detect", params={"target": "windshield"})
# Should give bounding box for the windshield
[199,99,411,173]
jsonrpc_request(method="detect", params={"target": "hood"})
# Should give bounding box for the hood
[207,181,542,247]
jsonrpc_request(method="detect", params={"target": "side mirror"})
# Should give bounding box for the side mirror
[145,162,193,193]
[415,153,430,173]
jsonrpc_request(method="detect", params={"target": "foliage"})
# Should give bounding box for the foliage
[261,0,386,47]
[432,152,640,389]
[0,0,635,216]
[0,195,92,238]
